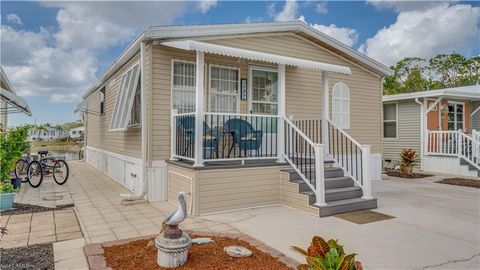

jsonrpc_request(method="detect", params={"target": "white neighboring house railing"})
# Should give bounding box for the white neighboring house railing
[426,129,480,170]
[324,118,372,199]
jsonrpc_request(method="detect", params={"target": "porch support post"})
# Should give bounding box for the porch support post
[322,71,329,156]
[314,143,326,206]
[277,64,286,163]
[193,51,205,167]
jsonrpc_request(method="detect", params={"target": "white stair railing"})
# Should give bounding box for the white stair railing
[283,116,326,206]
[324,118,372,199]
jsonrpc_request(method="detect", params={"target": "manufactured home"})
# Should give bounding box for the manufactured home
[1,66,31,129]
[382,85,480,177]
[77,21,392,217]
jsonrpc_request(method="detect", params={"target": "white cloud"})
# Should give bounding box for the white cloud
[6,13,23,25]
[1,2,193,103]
[315,2,328,14]
[199,0,218,13]
[359,3,480,66]
[270,0,358,47]
[273,0,300,21]
[245,16,263,23]
[366,0,457,13]
[310,24,358,47]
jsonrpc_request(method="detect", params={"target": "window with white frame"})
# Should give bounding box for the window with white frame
[129,76,141,126]
[383,103,397,138]
[172,60,196,113]
[209,65,239,113]
[109,63,141,130]
[332,82,350,129]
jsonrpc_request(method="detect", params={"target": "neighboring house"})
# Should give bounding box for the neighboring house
[69,126,84,139]
[28,126,68,141]
[382,85,480,177]
[77,21,392,217]
[0,66,31,129]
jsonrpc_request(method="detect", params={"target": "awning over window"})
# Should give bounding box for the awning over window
[0,87,32,116]
[161,40,351,75]
[109,63,141,131]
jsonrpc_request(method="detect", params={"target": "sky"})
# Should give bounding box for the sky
[1,0,479,127]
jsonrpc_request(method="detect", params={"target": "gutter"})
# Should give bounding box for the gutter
[414,98,424,171]
[121,41,148,203]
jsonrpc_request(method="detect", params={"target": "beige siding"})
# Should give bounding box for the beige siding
[382,100,421,167]
[471,101,480,131]
[209,34,383,153]
[280,172,318,215]
[167,164,194,213]
[196,166,282,215]
[85,48,153,158]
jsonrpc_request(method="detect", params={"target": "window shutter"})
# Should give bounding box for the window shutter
[109,64,141,130]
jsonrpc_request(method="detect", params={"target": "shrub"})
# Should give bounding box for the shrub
[400,148,417,167]
[291,236,362,270]
[0,126,30,192]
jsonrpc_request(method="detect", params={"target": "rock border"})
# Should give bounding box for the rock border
[83,231,300,270]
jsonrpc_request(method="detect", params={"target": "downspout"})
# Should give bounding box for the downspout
[414,98,424,171]
[122,41,148,202]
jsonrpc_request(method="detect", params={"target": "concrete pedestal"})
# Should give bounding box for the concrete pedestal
[155,232,191,268]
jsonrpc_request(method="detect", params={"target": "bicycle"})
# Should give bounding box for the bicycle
[15,150,69,188]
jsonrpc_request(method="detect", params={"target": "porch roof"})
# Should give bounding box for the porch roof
[161,40,351,75]
[383,85,480,102]
[0,87,32,116]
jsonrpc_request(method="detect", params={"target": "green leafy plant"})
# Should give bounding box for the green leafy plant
[0,126,30,193]
[291,236,362,270]
[400,148,417,167]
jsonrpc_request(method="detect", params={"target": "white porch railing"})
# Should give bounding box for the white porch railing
[324,118,372,199]
[171,111,280,162]
[426,129,480,170]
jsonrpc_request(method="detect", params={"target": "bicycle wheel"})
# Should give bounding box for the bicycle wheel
[15,159,29,182]
[27,161,43,188]
[53,160,69,185]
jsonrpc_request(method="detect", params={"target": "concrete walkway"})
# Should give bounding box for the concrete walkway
[4,161,478,269]
[201,174,480,269]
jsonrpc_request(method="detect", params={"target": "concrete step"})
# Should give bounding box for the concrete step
[459,158,480,177]
[317,198,378,217]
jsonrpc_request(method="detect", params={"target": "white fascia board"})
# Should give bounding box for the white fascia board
[383,85,480,102]
[147,21,392,76]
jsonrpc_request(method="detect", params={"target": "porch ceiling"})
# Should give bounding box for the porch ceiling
[161,40,351,75]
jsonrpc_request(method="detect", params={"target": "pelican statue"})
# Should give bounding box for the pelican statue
[160,191,188,239]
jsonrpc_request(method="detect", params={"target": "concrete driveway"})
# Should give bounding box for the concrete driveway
[202,175,480,269]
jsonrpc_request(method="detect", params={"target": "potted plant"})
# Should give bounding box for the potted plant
[400,148,417,175]
[0,126,30,211]
[292,236,363,270]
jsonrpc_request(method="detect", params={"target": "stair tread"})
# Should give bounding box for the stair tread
[317,197,376,207]
[325,186,361,193]
[325,176,351,181]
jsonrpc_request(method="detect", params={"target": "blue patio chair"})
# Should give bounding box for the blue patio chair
[177,116,219,159]
[224,118,263,157]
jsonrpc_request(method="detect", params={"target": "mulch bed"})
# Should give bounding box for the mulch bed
[436,178,480,189]
[1,203,74,216]
[385,171,433,179]
[102,234,293,270]
[0,243,54,270]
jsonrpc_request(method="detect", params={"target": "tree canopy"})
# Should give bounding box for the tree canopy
[383,53,479,95]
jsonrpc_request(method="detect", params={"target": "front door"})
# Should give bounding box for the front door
[249,66,278,115]
[441,102,465,131]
